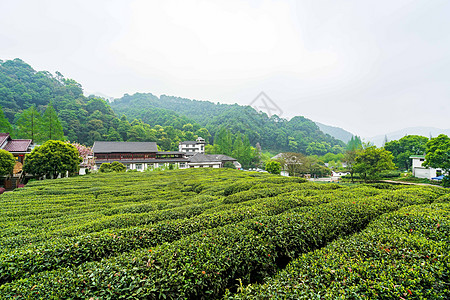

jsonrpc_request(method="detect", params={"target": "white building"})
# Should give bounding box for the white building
[179,137,206,154]
[410,155,442,179]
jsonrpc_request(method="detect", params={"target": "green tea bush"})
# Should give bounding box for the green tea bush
[227,203,450,299]
[0,169,448,299]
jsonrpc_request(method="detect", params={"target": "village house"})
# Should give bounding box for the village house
[92,140,241,171]
[92,141,189,171]
[178,137,206,154]
[0,133,33,174]
[410,155,442,180]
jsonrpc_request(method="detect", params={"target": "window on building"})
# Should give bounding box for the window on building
[136,164,142,170]
[420,158,425,162]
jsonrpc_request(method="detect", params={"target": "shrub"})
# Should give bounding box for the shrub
[0,149,15,176]
[110,161,126,172]
[99,162,112,173]
[265,161,281,175]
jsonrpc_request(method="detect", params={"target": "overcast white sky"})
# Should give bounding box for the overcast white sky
[1,0,450,137]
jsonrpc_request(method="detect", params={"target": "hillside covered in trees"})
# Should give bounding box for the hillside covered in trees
[111,93,346,155]
[0,59,206,148]
[0,58,346,157]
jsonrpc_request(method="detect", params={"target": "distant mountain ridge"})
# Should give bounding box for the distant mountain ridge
[367,127,450,146]
[315,122,354,143]
[111,93,347,154]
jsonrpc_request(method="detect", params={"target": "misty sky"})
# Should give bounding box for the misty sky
[1,0,450,138]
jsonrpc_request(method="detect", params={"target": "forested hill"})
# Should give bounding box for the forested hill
[111,93,346,155]
[0,58,345,155]
[0,58,203,148]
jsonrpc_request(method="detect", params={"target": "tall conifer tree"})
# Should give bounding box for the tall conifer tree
[14,105,41,142]
[41,103,64,141]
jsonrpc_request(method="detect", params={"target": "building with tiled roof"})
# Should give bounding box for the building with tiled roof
[92,140,241,171]
[178,137,206,154]
[0,133,33,174]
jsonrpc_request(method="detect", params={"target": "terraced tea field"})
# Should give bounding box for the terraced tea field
[0,169,448,299]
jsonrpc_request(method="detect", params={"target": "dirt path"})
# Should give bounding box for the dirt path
[380,180,443,188]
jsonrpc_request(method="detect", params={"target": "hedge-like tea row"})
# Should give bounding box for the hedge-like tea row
[1,169,448,299]
[0,196,405,299]
[227,203,450,299]
[0,187,341,284]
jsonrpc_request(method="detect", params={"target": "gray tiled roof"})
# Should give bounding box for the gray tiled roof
[92,141,158,153]
[208,154,237,161]
[188,153,237,163]
[188,154,222,163]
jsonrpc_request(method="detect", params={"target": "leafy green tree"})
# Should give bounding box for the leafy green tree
[232,132,245,162]
[423,134,450,187]
[213,127,233,156]
[23,140,82,179]
[195,128,211,143]
[14,105,41,141]
[0,149,16,176]
[343,149,359,183]
[110,161,126,172]
[274,152,307,177]
[384,135,428,170]
[265,160,281,175]
[0,106,13,134]
[354,146,395,182]
[40,103,65,141]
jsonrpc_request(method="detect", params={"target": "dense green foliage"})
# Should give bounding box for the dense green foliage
[0,58,350,162]
[0,149,15,176]
[265,161,281,174]
[0,169,448,299]
[0,106,12,134]
[227,203,449,299]
[346,135,363,151]
[110,93,346,155]
[385,135,429,170]
[100,161,127,173]
[354,146,395,182]
[274,152,332,177]
[424,134,450,187]
[23,140,82,178]
[0,59,210,149]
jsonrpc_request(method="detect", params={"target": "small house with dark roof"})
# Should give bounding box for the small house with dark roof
[179,137,206,154]
[0,133,33,174]
[187,153,241,169]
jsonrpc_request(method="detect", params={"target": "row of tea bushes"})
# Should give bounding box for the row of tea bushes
[227,202,450,299]
[0,187,342,284]
[0,170,288,248]
[0,196,407,299]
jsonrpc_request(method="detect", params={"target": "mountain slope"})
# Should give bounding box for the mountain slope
[315,122,354,143]
[111,93,346,155]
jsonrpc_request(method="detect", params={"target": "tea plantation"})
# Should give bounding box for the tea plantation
[0,169,448,299]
